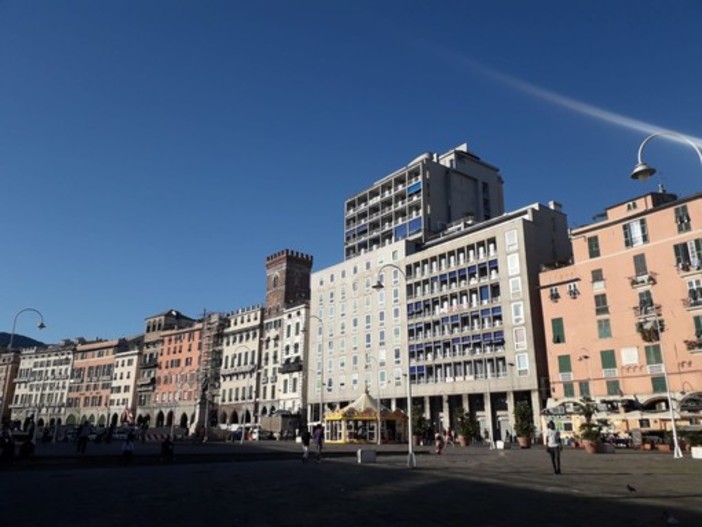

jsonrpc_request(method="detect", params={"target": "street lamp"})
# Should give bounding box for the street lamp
[8,308,46,350]
[372,262,416,468]
[364,355,382,445]
[644,307,683,459]
[630,131,702,182]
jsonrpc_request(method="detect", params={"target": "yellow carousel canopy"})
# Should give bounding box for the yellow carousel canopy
[326,391,407,421]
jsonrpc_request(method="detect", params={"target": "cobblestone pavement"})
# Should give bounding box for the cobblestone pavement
[3,441,701,527]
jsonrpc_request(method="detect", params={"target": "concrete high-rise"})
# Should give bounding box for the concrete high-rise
[343,143,504,260]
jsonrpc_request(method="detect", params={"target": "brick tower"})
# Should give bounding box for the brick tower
[264,249,314,316]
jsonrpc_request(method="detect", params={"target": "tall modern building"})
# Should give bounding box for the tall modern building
[310,201,571,441]
[540,189,702,440]
[343,143,504,260]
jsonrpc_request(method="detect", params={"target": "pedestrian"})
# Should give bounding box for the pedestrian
[545,421,562,474]
[122,432,135,464]
[77,423,90,454]
[312,424,324,461]
[161,436,174,463]
[300,428,312,463]
[434,432,444,455]
[0,423,15,464]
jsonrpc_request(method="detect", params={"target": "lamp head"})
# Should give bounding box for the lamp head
[372,281,384,291]
[37,322,46,330]
[630,162,656,181]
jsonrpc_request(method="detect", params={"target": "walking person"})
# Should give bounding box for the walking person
[545,421,562,474]
[77,423,90,454]
[300,428,311,463]
[312,424,324,462]
[122,432,135,464]
[434,432,444,455]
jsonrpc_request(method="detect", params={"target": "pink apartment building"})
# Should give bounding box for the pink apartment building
[540,189,702,441]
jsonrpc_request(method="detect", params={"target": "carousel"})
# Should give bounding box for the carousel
[324,390,409,444]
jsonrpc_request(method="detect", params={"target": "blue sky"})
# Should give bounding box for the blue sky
[2,1,701,343]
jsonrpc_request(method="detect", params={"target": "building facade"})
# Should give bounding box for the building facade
[0,351,20,423]
[218,306,263,429]
[310,202,571,441]
[136,309,195,426]
[540,190,702,440]
[109,335,142,426]
[11,342,74,429]
[343,143,505,260]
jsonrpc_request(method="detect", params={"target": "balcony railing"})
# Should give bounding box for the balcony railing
[629,273,657,288]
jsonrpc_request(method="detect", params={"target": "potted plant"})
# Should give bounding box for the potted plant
[513,401,535,448]
[576,397,603,453]
[454,407,480,447]
[684,431,702,459]
[411,404,430,446]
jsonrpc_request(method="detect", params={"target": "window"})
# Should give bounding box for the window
[515,353,529,376]
[513,327,527,350]
[507,254,520,276]
[606,380,620,396]
[594,294,609,315]
[587,236,601,258]
[674,204,691,233]
[600,349,617,369]
[548,286,560,301]
[505,229,518,252]
[579,381,590,397]
[557,355,572,373]
[597,319,612,339]
[674,239,702,270]
[644,344,662,365]
[695,315,702,338]
[623,219,649,248]
[563,383,575,397]
[591,269,605,291]
[638,290,654,313]
[651,376,667,393]
[633,253,648,277]
[509,277,522,299]
[551,318,565,343]
[511,302,524,325]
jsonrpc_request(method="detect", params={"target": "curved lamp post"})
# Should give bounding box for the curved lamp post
[372,263,416,468]
[630,131,702,181]
[8,307,46,350]
[630,134,692,459]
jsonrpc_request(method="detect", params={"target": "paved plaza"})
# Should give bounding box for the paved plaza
[2,441,702,527]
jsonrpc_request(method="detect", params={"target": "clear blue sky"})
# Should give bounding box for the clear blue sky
[2,1,701,343]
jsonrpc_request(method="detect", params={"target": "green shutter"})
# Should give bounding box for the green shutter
[552,318,565,343]
[644,345,662,365]
[588,236,600,258]
[558,355,572,373]
[651,376,667,393]
[563,383,575,397]
[606,380,620,396]
[600,349,616,369]
[694,316,702,338]
[579,381,590,397]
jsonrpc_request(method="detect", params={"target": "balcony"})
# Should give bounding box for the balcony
[629,273,657,288]
[633,303,661,318]
[683,291,702,310]
[684,337,702,352]
[280,358,303,374]
[142,357,158,369]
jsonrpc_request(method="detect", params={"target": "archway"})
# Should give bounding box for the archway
[220,411,228,425]
[179,413,188,429]
[260,407,268,416]
[88,414,96,424]
[156,411,165,427]
[166,411,174,427]
[37,418,45,428]
[66,414,77,426]
[111,414,119,427]
[97,415,106,426]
